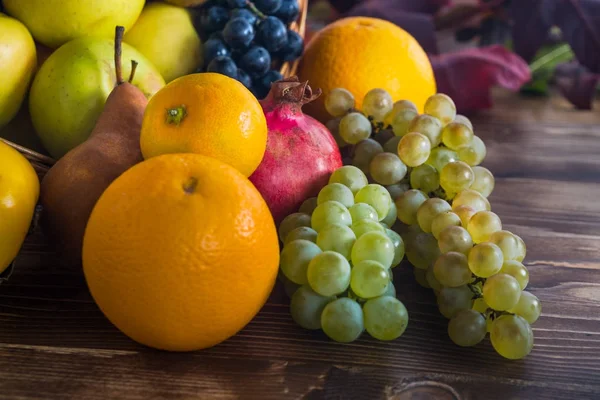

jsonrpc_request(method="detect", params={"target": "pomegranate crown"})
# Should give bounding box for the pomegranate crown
[268,76,322,105]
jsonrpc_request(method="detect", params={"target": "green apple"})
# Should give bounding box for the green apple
[29,36,165,159]
[124,2,203,83]
[3,0,145,49]
[0,13,37,130]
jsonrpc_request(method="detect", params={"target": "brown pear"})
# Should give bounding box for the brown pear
[40,26,146,268]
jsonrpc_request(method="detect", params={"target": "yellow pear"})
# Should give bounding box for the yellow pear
[124,2,203,83]
[0,13,36,130]
[3,0,144,49]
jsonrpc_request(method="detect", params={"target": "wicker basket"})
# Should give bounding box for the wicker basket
[1,0,308,178]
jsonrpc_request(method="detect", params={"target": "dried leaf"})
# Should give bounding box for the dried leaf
[554,62,600,109]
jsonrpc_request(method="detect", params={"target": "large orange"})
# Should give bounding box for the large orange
[140,73,267,177]
[298,17,436,122]
[82,153,279,352]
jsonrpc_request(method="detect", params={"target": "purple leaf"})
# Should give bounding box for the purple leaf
[554,62,600,109]
[510,0,600,73]
[431,45,532,111]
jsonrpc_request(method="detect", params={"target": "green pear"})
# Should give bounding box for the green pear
[3,0,144,49]
[0,13,37,130]
[29,36,165,159]
[124,2,203,83]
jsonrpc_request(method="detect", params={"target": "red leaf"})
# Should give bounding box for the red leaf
[430,45,532,111]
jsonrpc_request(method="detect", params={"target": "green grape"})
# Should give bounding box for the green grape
[325,88,355,117]
[383,136,402,153]
[349,203,379,223]
[363,296,409,340]
[374,129,395,146]
[318,183,355,208]
[350,260,390,298]
[490,314,534,359]
[383,281,397,297]
[472,297,489,313]
[500,260,529,290]
[468,242,504,278]
[453,114,473,131]
[279,212,312,242]
[441,122,474,150]
[299,197,318,215]
[414,267,430,288]
[437,285,474,319]
[471,166,495,198]
[410,164,440,193]
[416,198,452,233]
[454,205,476,228]
[354,184,392,221]
[352,138,383,173]
[362,88,393,122]
[329,165,369,195]
[385,99,418,126]
[426,264,443,292]
[438,225,473,255]
[452,189,491,213]
[395,189,429,225]
[431,211,461,239]
[424,93,456,125]
[391,108,419,137]
[311,201,352,232]
[433,252,472,287]
[406,232,440,270]
[280,239,322,284]
[489,230,520,261]
[284,226,318,245]
[278,270,301,298]
[385,228,405,267]
[407,114,443,146]
[448,309,487,347]
[483,273,522,311]
[398,132,431,167]
[351,219,386,239]
[381,201,398,228]
[467,210,502,243]
[321,297,364,342]
[425,147,459,172]
[307,251,351,296]
[514,234,527,262]
[385,182,411,201]
[326,118,349,148]
[457,135,486,166]
[290,285,334,329]
[339,112,372,144]
[508,291,541,324]
[369,152,408,185]
[316,223,357,259]
[440,161,474,194]
[351,231,395,269]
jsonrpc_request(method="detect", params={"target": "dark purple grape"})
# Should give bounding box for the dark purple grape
[200,6,229,33]
[239,46,271,78]
[227,0,247,7]
[237,68,253,89]
[207,56,238,79]
[274,0,300,24]
[259,70,284,90]
[223,17,255,49]
[254,0,282,14]
[276,30,303,61]
[203,38,231,66]
[230,8,258,25]
[256,16,288,52]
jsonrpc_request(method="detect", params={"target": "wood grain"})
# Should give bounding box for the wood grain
[1,90,600,400]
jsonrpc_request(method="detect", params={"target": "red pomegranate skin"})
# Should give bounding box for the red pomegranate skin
[249,78,342,226]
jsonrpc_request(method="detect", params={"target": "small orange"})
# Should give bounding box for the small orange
[140,73,267,177]
[298,17,436,122]
[82,153,279,351]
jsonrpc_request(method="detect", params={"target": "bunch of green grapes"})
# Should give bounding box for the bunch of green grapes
[277,165,409,343]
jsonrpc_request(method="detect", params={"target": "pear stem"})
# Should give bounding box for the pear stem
[114,26,125,85]
[129,60,138,83]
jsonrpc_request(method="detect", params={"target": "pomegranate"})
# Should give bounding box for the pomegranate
[250,77,342,226]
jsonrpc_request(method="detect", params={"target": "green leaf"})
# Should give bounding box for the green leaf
[521,42,575,95]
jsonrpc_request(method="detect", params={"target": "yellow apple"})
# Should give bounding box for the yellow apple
[0,13,36,130]
[124,2,203,83]
[3,0,144,49]
[29,36,166,159]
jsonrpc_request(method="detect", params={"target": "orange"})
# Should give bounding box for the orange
[140,73,268,177]
[82,153,279,352]
[298,17,436,122]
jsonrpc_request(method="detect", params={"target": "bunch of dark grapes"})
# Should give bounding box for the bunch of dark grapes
[195,0,303,98]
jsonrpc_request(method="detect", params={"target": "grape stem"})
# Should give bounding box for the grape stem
[246,1,267,20]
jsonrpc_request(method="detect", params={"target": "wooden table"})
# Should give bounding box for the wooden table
[1,90,599,399]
